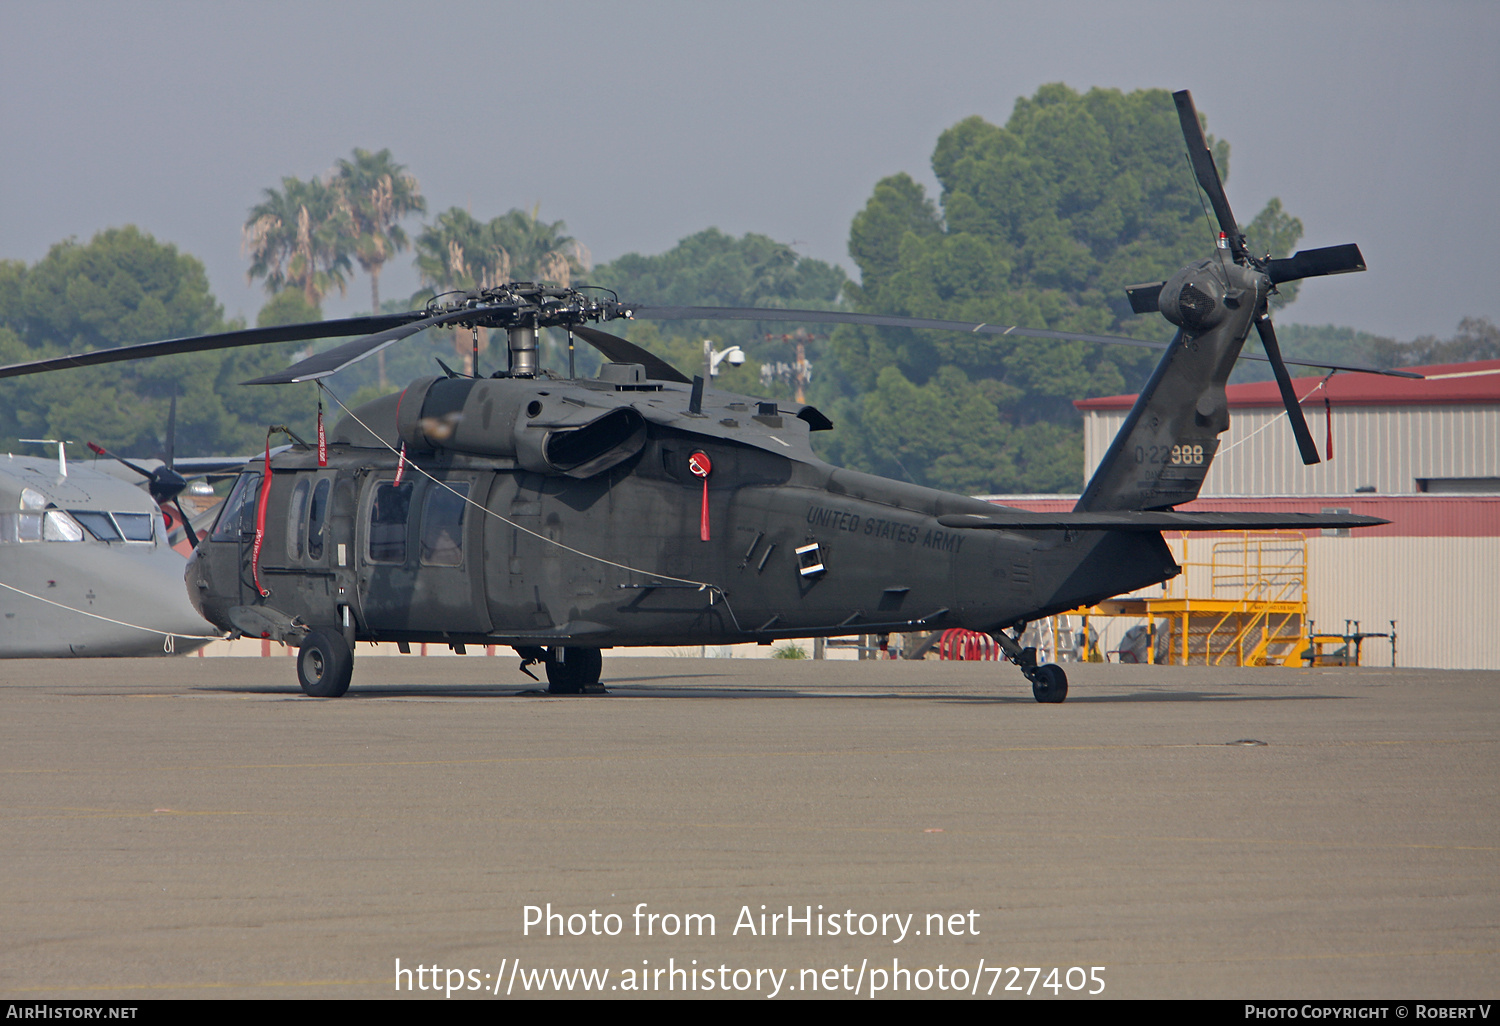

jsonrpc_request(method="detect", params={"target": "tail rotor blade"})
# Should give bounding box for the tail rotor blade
[1173,90,1244,259]
[1266,244,1367,284]
[1125,281,1165,314]
[1254,316,1321,466]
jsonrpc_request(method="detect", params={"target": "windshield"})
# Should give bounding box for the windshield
[211,472,262,542]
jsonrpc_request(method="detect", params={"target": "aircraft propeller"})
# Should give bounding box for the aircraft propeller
[86,394,200,544]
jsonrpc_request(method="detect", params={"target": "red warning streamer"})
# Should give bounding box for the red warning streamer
[251,435,274,598]
[1324,393,1334,461]
[316,400,327,467]
[689,451,712,541]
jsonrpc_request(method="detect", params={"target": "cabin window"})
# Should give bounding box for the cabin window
[287,479,311,560]
[367,481,413,564]
[419,482,470,567]
[211,472,262,542]
[307,479,331,561]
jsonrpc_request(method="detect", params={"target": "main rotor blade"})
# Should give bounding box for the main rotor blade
[630,304,1423,379]
[1255,316,1322,466]
[0,313,424,381]
[241,308,484,385]
[1172,89,1243,259]
[570,325,692,383]
[631,304,1170,350]
[1266,244,1367,284]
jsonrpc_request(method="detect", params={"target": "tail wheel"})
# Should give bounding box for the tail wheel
[1030,663,1068,704]
[545,647,603,694]
[298,627,353,698]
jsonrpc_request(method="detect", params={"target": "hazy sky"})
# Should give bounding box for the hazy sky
[3,0,1496,342]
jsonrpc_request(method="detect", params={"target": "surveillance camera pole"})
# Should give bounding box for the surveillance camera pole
[704,341,744,379]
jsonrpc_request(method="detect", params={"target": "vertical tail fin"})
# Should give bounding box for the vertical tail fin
[1075,264,1261,512]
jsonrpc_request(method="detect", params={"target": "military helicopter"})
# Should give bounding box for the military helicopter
[0,91,1416,700]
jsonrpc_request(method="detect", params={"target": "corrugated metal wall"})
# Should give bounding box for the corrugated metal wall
[1082,404,1500,496]
[1305,536,1500,670]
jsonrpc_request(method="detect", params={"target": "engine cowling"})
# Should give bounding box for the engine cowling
[1158,259,1232,333]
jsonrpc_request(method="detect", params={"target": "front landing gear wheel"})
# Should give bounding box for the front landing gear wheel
[545,647,603,694]
[298,627,353,697]
[1029,663,1068,704]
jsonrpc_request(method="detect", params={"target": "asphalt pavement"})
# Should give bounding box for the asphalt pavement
[2,655,1495,1000]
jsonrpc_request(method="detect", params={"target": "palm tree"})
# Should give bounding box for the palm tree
[415,209,511,374]
[243,177,352,308]
[333,148,426,313]
[415,208,509,293]
[489,204,590,285]
[414,206,592,374]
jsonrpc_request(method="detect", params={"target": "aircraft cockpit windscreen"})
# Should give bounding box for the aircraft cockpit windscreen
[210,472,262,542]
[112,512,155,541]
[68,511,157,543]
[2,509,87,542]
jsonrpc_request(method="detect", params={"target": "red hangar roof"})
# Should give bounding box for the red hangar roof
[1074,358,1500,412]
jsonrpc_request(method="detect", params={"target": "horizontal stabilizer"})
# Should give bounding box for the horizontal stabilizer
[1125,281,1165,314]
[936,511,1388,532]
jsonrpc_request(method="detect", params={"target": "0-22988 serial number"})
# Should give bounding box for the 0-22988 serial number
[1135,442,1205,466]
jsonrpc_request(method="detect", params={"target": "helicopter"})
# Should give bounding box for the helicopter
[0,91,1416,700]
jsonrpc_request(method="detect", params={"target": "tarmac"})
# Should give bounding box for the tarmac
[1,655,1495,1000]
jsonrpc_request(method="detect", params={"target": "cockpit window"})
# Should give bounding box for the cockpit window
[70,511,121,541]
[62,511,157,543]
[42,510,84,542]
[114,513,154,542]
[307,479,331,561]
[211,471,262,542]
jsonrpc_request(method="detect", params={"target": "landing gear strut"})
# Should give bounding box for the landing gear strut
[992,625,1068,704]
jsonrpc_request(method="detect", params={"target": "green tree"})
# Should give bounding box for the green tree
[1393,317,1500,366]
[415,204,588,294]
[823,84,1300,493]
[1242,197,1304,311]
[0,227,321,457]
[590,228,847,394]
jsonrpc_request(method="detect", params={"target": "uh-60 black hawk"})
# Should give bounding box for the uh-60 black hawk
[0,91,1417,701]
